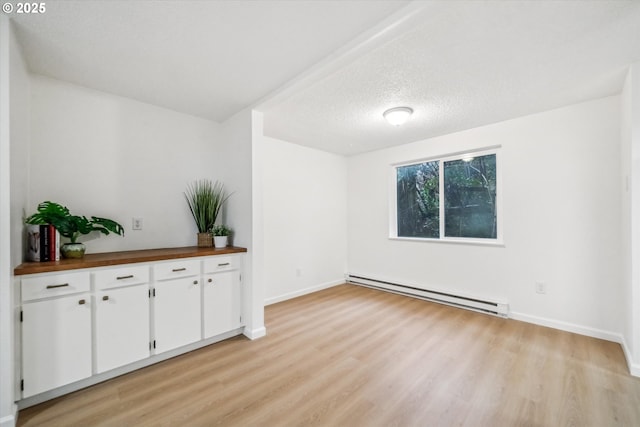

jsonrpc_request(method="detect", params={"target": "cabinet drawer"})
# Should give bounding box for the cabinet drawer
[93,265,149,290]
[22,272,90,302]
[153,259,200,281]
[203,255,238,273]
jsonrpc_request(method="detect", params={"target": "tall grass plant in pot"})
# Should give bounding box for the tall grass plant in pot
[185,179,231,247]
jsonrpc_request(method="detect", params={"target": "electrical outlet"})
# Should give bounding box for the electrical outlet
[132,217,143,230]
[535,281,546,294]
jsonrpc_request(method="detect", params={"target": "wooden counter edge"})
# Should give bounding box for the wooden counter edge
[14,246,248,276]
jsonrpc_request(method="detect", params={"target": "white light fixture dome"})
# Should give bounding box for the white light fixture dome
[383,107,413,126]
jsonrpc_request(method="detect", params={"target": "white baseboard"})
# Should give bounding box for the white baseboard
[264,279,344,306]
[243,326,266,340]
[0,404,17,427]
[619,336,640,377]
[510,311,622,343]
[511,311,640,377]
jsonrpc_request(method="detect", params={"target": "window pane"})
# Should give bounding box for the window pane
[444,154,497,239]
[397,161,439,238]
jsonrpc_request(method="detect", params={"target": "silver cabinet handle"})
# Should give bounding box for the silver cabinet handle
[116,275,134,280]
[47,283,69,289]
[172,268,187,272]
[218,263,230,267]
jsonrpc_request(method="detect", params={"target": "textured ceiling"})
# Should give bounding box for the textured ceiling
[8,1,640,156]
[263,1,640,155]
[9,0,409,122]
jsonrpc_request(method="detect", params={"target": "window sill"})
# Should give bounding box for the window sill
[389,236,505,247]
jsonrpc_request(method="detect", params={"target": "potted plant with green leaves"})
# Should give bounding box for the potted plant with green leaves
[25,201,125,259]
[184,179,231,247]
[211,224,232,248]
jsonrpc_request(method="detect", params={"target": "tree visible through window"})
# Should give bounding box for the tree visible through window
[444,155,496,239]
[395,152,498,241]
[397,161,439,238]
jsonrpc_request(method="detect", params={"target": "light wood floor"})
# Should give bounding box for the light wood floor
[17,284,640,426]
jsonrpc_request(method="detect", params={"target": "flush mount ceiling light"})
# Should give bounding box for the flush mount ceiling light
[383,107,413,126]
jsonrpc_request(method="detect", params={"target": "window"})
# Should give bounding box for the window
[392,149,500,243]
[397,160,440,238]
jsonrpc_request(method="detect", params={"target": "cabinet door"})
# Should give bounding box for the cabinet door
[22,295,92,398]
[203,271,242,339]
[153,277,201,353]
[95,285,150,373]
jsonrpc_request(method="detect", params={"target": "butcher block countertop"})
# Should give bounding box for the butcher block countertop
[14,246,247,276]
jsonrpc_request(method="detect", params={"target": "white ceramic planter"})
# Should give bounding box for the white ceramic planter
[213,236,228,248]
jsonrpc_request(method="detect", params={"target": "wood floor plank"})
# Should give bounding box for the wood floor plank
[17,284,640,426]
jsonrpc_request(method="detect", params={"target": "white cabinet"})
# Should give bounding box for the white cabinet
[22,271,89,301]
[94,284,149,372]
[203,255,240,274]
[93,265,148,289]
[203,271,242,338]
[21,273,92,398]
[153,259,200,281]
[203,255,242,339]
[93,265,150,373]
[152,260,202,353]
[17,248,246,403]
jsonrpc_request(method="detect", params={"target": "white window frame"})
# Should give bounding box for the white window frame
[389,146,503,246]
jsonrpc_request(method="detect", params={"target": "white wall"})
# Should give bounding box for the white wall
[9,27,29,271]
[8,19,30,425]
[1,17,30,427]
[218,108,265,338]
[348,96,623,339]
[218,108,253,249]
[621,64,640,375]
[621,67,631,365]
[0,16,13,427]
[260,136,348,304]
[28,75,222,253]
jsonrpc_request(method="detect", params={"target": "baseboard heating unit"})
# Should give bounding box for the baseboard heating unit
[346,274,509,318]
